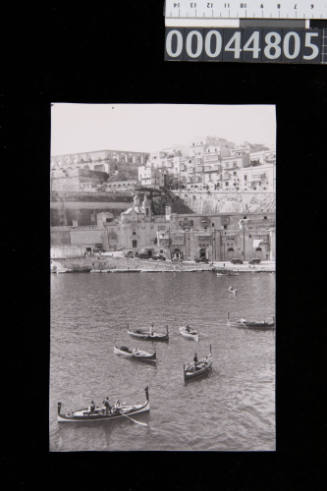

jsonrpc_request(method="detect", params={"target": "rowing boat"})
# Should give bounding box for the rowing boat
[179,326,199,342]
[127,326,169,342]
[57,387,150,423]
[183,345,213,382]
[113,345,156,363]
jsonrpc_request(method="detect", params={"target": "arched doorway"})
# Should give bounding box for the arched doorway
[172,248,183,260]
[227,247,234,259]
[255,247,263,259]
[199,247,207,259]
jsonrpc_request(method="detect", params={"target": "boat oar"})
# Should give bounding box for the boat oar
[121,413,148,427]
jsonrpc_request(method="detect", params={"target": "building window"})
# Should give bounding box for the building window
[132,240,137,248]
[264,216,267,220]
[244,175,247,180]
[224,225,227,230]
[132,231,136,235]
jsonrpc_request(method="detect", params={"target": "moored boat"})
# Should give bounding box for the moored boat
[179,326,199,342]
[215,269,239,276]
[57,387,150,423]
[113,345,156,363]
[127,326,169,342]
[183,345,213,382]
[227,312,275,330]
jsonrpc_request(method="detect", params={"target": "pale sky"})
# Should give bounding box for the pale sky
[51,104,276,156]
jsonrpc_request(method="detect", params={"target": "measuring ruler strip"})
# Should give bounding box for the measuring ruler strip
[165,1,327,20]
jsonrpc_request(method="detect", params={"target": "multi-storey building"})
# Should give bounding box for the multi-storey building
[51,149,149,173]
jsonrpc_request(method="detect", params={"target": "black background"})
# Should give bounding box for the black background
[5,3,326,491]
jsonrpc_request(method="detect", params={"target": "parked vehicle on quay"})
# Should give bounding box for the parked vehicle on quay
[231,258,243,264]
[249,258,261,264]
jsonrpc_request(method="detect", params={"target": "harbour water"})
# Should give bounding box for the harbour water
[50,271,275,451]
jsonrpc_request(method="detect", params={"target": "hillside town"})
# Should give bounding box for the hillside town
[50,136,275,269]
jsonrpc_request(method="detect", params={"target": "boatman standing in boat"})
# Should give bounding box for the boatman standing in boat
[150,323,154,336]
[193,352,198,369]
[103,396,111,415]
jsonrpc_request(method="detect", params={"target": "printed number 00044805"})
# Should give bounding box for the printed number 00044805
[165,28,322,63]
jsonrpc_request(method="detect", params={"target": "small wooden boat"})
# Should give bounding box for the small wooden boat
[57,387,150,423]
[113,345,156,363]
[51,260,72,274]
[179,326,199,342]
[183,345,213,382]
[215,269,239,276]
[127,326,169,342]
[227,313,275,330]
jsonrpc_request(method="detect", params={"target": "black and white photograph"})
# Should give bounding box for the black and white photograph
[50,103,276,451]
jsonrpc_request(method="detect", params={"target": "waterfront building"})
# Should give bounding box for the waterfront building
[102,194,275,262]
[51,190,275,261]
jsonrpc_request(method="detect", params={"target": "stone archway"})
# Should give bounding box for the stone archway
[172,248,183,260]
[227,247,235,259]
[199,247,207,259]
